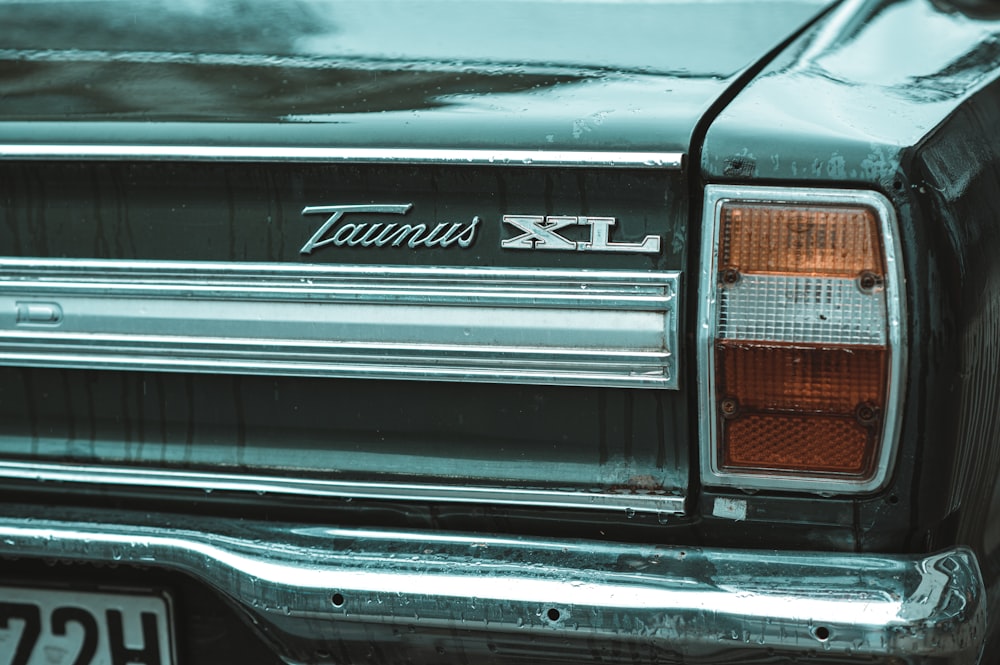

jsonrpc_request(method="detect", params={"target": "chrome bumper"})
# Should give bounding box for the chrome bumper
[0,507,986,664]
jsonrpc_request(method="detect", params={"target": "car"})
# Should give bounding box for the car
[0,0,998,663]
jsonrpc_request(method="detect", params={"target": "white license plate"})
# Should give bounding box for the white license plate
[0,586,175,665]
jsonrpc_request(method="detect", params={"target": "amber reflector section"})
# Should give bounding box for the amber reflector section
[724,414,873,474]
[720,203,884,277]
[717,344,886,414]
[716,343,885,476]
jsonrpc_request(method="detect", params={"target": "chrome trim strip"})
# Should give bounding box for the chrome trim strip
[0,460,686,515]
[0,508,986,664]
[0,260,680,389]
[697,185,907,495]
[0,145,684,168]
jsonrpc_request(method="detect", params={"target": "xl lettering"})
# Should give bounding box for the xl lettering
[501,215,660,254]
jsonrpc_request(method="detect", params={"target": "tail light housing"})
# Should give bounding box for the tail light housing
[698,186,905,494]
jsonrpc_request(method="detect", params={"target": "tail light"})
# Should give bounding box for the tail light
[699,186,905,494]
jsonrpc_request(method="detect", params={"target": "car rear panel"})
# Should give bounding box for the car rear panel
[0,0,837,518]
[0,159,689,515]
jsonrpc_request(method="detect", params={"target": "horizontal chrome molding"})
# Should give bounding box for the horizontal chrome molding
[0,260,680,389]
[697,185,906,495]
[0,460,685,515]
[0,145,684,168]
[0,507,986,663]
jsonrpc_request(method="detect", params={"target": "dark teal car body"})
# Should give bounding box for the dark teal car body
[0,1,999,663]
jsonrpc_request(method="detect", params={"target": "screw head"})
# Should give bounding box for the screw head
[856,402,878,425]
[858,271,881,292]
[720,398,738,418]
[721,269,741,286]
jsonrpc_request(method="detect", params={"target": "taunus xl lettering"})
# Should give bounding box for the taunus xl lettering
[501,215,660,254]
[301,204,479,254]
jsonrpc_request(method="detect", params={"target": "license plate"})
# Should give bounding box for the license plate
[0,586,175,665]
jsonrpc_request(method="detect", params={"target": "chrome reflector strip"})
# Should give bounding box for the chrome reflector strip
[0,145,684,169]
[0,460,686,515]
[0,260,679,389]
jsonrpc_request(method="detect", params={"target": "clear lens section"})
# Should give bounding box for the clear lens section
[720,203,884,276]
[718,274,887,345]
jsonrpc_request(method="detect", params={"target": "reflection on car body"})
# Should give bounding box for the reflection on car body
[0,0,999,663]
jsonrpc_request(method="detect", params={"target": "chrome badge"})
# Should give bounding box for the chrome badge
[301,204,480,254]
[501,215,660,254]
[300,205,658,256]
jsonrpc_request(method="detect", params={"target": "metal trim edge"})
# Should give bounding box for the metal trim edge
[696,185,907,495]
[0,145,684,168]
[0,460,686,514]
[0,508,986,663]
[0,261,681,390]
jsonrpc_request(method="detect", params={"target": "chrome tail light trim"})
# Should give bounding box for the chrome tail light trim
[0,260,680,389]
[697,185,906,495]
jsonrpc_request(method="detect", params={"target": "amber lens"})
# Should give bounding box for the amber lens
[720,203,884,276]
[723,414,874,475]
[717,343,886,413]
[716,342,885,477]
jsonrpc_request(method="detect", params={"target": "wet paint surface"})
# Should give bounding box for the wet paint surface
[904,74,1000,653]
[699,0,1000,650]
[0,0,832,152]
[701,0,1000,186]
[0,1,999,662]
[0,161,684,269]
